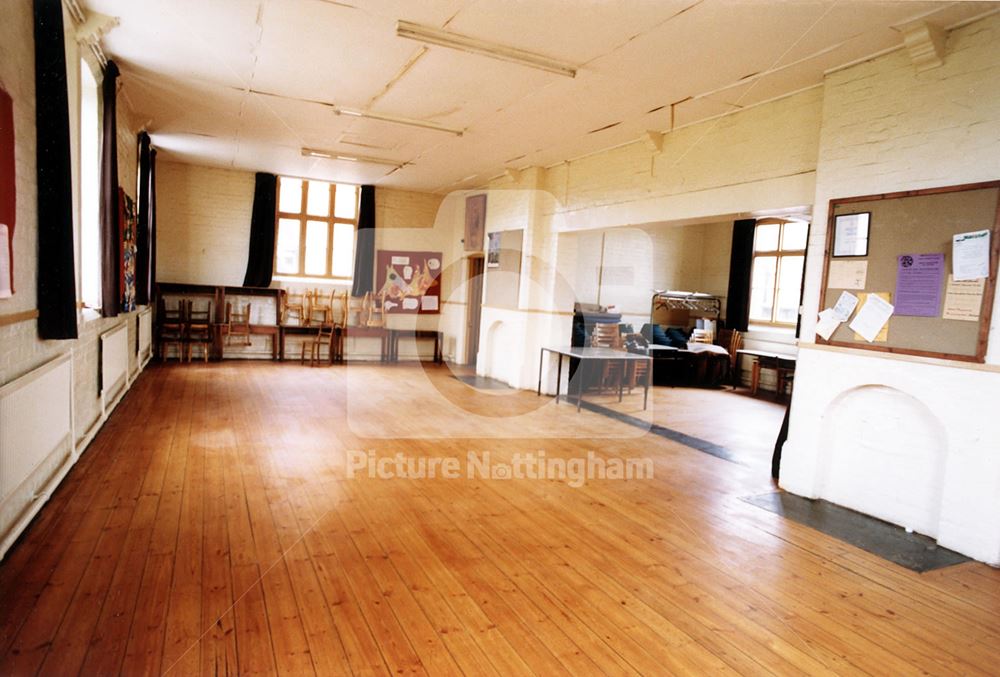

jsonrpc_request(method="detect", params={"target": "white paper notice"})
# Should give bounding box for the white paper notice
[815,308,841,341]
[401,297,419,310]
[420,295,438,311]
[391,256,410,265]
[0,224,10,298]
[849,293,894,343]
[832,291,859,321]
[942,274,985,321]
[952,230,990,281]
[827,260,868,289]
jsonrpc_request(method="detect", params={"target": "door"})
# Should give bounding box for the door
[465,256,485,366]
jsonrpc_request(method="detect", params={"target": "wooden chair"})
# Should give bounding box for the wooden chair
[589,322,624,392]
[346,295,367,327]
[301,323,335,366]
[225,302,252,346]
[622,333,651,393]
[159,299,186,361]
[306,289,334,326]
[332,289,349,327]
[185,299,213,362]
[364,292,385,328]
[282,291,306,325]
[716,328,743,389]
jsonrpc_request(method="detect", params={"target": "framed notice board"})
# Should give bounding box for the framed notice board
[818,181,1000,362]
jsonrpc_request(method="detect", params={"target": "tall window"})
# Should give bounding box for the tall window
[79,59,102,311]
[749,219,808,326]
[274,177,358,280]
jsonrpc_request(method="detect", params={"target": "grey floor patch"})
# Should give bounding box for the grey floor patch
[580,400,742,464]
[454,375,514,390]
[742,492,969,572]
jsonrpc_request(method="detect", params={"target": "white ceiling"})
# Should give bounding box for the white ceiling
[86,0,998,193]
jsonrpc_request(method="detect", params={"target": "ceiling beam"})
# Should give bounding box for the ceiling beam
[901,21,947,72]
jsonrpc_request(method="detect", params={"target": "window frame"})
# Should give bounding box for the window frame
[748,219,807,328]
[273,177,358,281]
[78,54,103,318]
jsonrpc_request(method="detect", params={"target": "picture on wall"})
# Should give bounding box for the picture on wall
[119,188,137,312]
[376,249,442,314]
[464,194,486,252]
[487,232,501,268]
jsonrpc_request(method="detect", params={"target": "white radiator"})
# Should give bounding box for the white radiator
[101,322,130,416]
[137,307,152,368]
[0,352,75,560]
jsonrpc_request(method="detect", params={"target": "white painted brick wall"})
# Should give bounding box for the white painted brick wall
[156,160,255,286]
[0,0,147,553]
[784,14,1000,565]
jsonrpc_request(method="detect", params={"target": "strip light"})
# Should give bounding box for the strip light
[396,19,577,78]
[334,107,464,136]
[301,148,406,168]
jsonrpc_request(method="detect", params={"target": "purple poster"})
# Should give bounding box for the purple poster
[895,253,945,316]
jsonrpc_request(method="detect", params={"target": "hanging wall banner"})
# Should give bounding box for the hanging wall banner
[0,87,15,297]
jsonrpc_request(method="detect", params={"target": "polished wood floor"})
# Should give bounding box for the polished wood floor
[1,362,999,676]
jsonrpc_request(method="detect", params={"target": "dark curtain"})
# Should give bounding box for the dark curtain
[34,0,77,339]
[242,172,277,287]
[351,185,376,296]
[136,131,151,304]
[147,147,156,301]
[99,60,120,317]
[725,218,756,332]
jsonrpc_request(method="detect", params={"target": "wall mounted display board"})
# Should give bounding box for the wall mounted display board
[818,181,1000,362]
[376,249,442,314]
[484,229,523,310]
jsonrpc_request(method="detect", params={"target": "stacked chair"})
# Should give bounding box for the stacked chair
[185,300,213,362]
[225,302,252,346]
[281,291,306,325]
[158,299,187,361]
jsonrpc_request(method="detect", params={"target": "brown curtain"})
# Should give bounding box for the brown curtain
[242,173,277,287]
[351,185,376,296]
[34,0,78,338]
[725,219,756,332]
[136,132,152,304]
[99,60,121,317]
[147,147,157,302]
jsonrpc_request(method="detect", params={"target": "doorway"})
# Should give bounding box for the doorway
[465,256,485,366]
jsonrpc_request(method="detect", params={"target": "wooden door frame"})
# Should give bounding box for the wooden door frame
[465,255,485,366]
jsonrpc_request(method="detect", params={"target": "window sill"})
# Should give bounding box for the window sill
[746,324,798,345]
[272,275,352,286]
[80,307,102,324]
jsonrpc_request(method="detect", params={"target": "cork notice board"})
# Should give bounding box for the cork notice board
[818,181,1000,362]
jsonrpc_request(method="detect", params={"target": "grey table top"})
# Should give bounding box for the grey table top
[542,346,652,360]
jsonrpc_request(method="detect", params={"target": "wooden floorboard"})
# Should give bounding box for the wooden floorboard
[2,361,999,676]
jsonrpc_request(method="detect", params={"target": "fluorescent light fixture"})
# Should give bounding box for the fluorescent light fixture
[396,19,577,78]
[334,106,463,136]
[301,148,406,168]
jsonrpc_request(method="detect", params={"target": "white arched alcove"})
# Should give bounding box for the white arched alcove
[814,385,948,538]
